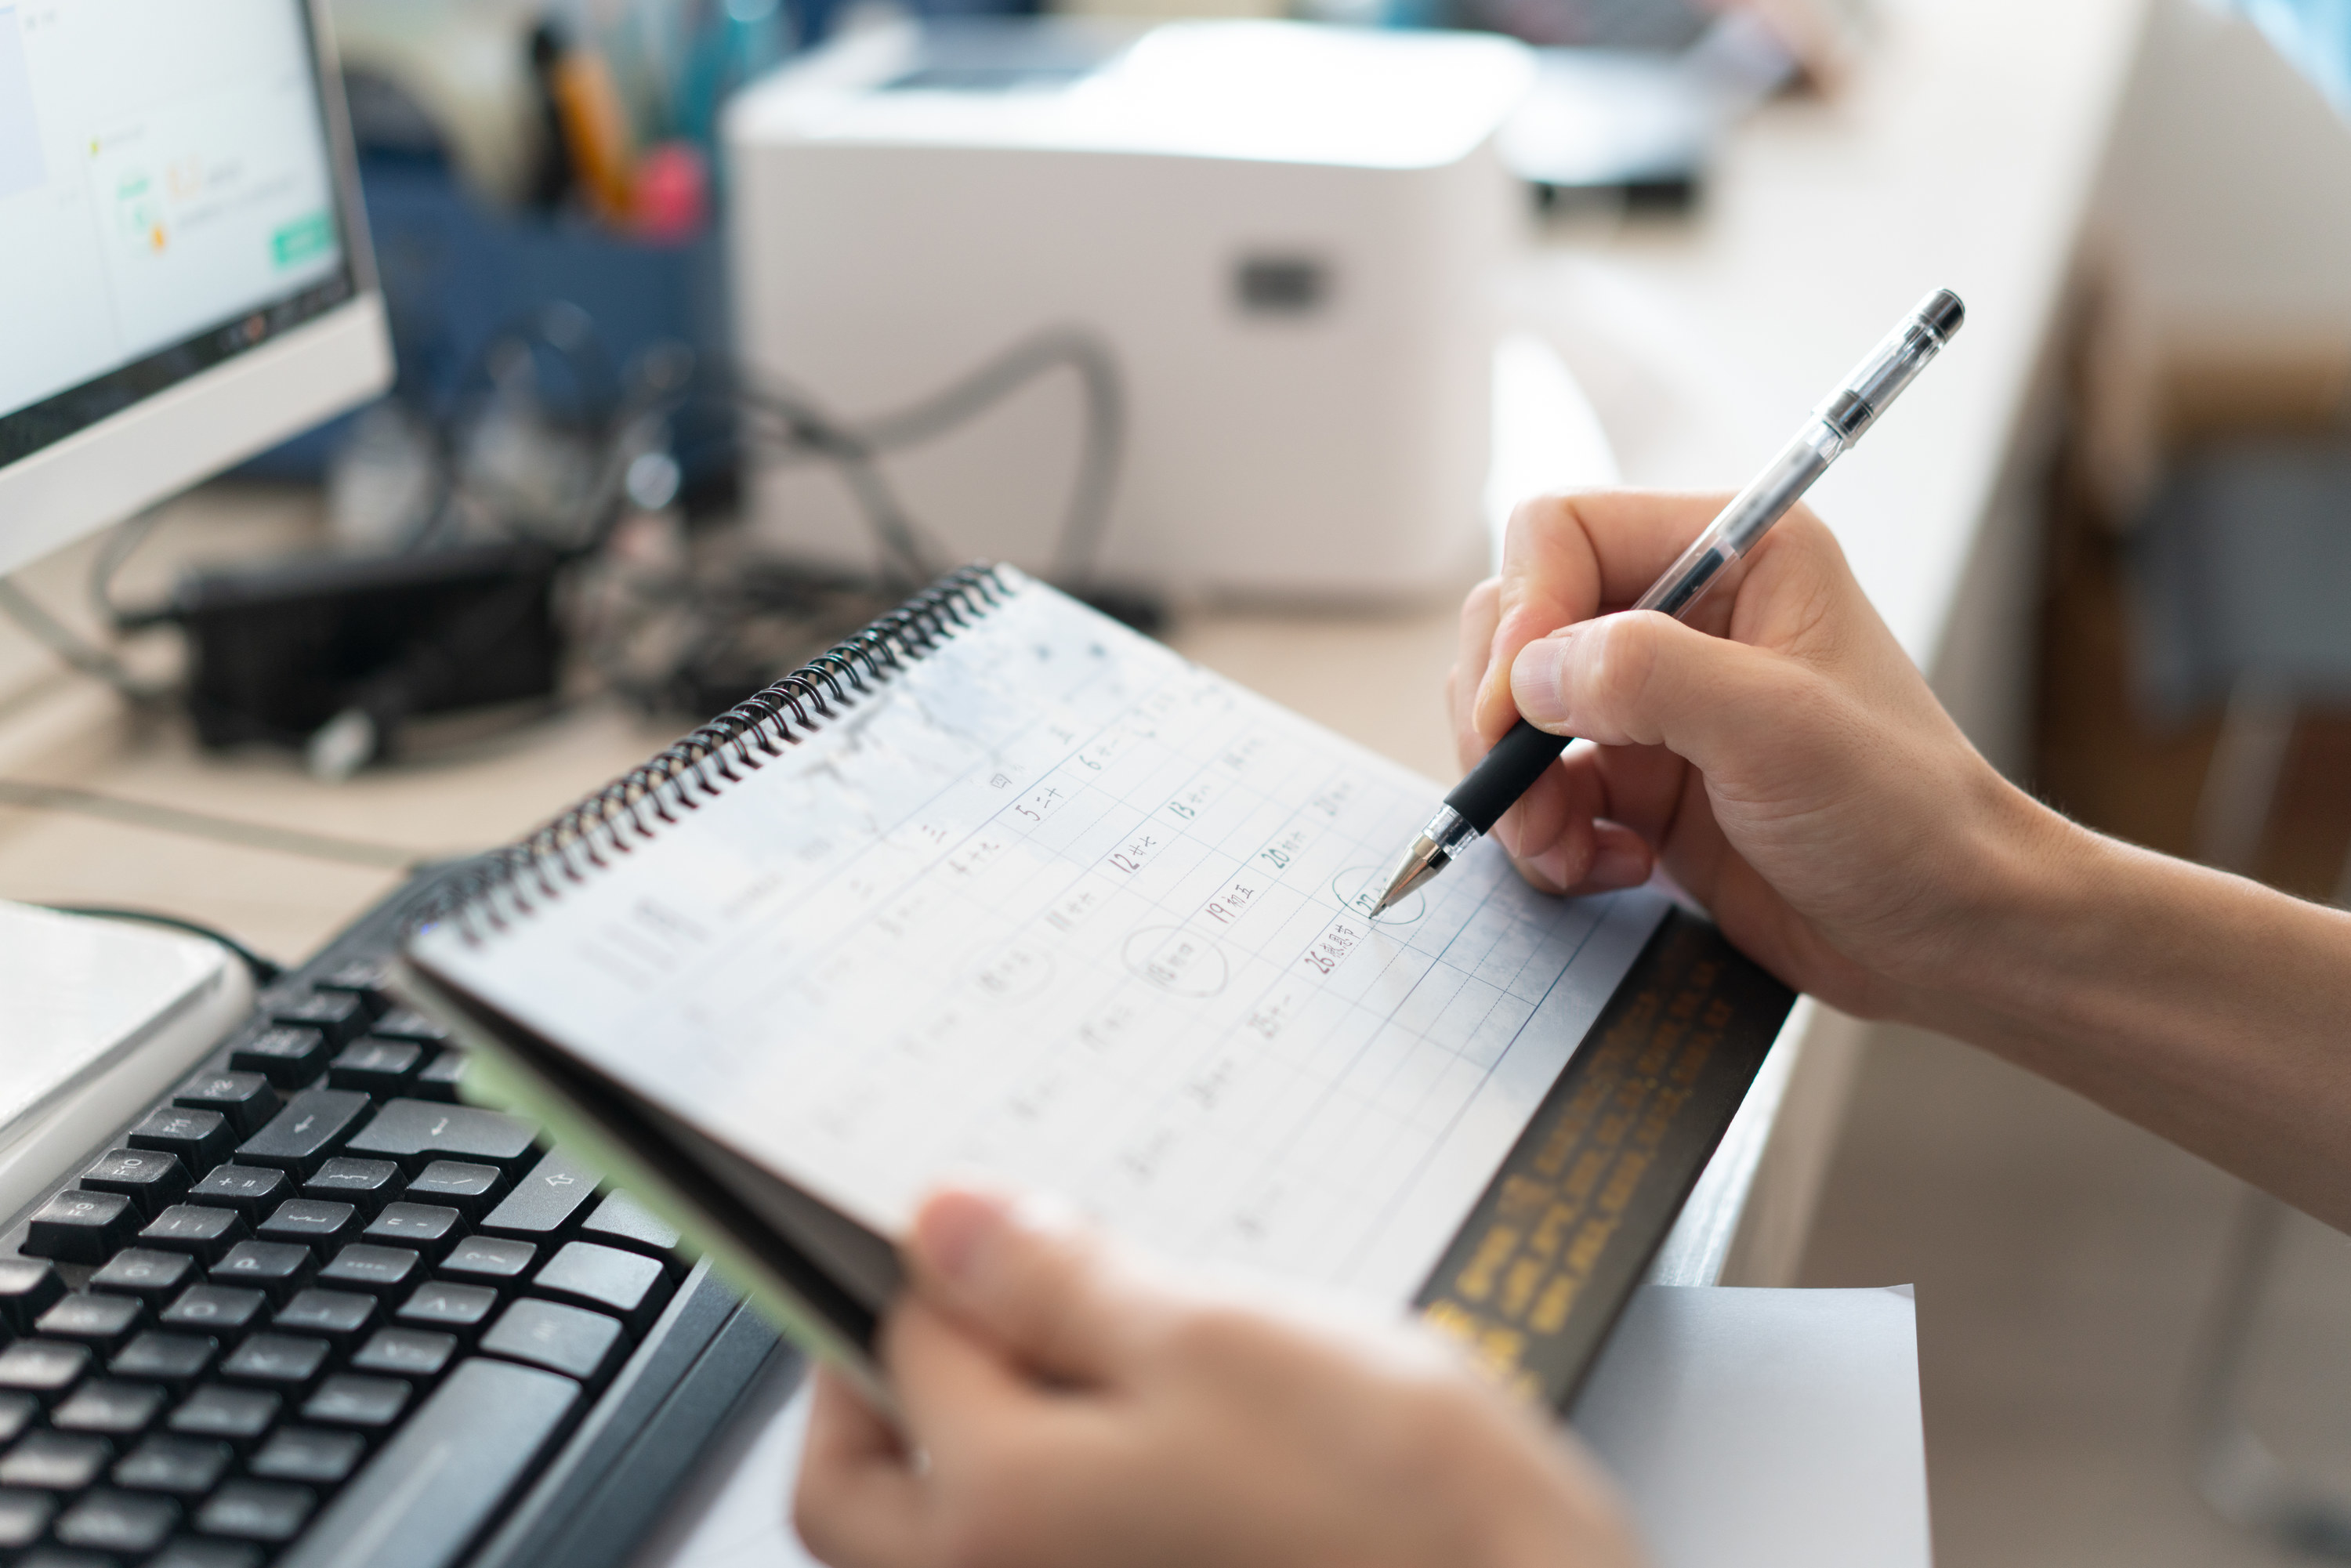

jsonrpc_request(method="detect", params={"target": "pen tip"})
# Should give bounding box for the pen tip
[1368,835,1440,919]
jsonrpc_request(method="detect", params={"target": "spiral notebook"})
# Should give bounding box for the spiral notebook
[398,565,1672,1400]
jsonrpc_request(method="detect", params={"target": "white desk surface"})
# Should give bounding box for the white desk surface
[0,0,2152,1285]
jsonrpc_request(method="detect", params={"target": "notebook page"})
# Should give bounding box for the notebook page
[413,574,1669,1303]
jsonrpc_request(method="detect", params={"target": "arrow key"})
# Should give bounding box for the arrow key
[478,1150,600,1244]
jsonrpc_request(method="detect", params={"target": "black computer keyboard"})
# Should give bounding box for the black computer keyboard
[0,868,792,1568]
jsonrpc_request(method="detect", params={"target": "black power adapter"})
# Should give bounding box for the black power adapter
[163,542,563,770]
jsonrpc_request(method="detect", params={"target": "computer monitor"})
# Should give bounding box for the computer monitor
[0,0,391,578]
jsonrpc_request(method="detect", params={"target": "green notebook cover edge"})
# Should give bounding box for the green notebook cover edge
[391,957,901,1420]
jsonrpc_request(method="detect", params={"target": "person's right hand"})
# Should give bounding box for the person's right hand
[1451,488,2073,1026]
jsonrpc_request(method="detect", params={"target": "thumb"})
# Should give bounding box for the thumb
[904,1183,1136,1385]
[1509,610,1809,772]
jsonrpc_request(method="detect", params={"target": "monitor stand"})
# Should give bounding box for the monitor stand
[0,901,255,1222]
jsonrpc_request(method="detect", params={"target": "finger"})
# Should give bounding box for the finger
[1560,738,1690,849]
[804,1364,907,1472]
[1499,746,1660,895]
[1488,741,1602,877]
[1474,491,1747,744]
[903,1184,1146,1385]
[1509,609,1813,780]
[794,1370,929,1568]
[1451,578,1503,774]
[1545,819,1653,897]
[883,1298,1057,1472]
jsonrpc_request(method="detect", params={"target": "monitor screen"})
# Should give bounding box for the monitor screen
[0,0,358,470]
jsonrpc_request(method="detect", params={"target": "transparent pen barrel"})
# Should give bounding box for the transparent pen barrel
[1633,419,1842,618]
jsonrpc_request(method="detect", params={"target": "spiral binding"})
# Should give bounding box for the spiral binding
[418,563,1015,944]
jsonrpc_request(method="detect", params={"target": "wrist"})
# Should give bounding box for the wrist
[1891,774,2105,1039]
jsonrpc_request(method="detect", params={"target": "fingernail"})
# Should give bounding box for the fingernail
[1586,835,1647,889]
[1490,808,1521,858]
[1511,632,1575,729]
[1517,847,1567,896]
[914,1188,1012,1284]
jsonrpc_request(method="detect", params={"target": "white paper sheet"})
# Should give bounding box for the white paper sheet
[417,573,1665,1299]
[1573,1285,1933,1568]
[632,1285,1931,1568]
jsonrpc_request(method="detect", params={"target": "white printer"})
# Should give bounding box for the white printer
[725,20,1535,601]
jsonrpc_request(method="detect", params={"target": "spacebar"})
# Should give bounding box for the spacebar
[277,1357,581,1568]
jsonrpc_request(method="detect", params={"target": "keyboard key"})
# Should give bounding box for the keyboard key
[195,1479,314,1542]
[150,1539,263,1568]
[0,1486,53,1548]
[127,1107,234,1172]
[580,1193,683,1266]
[413,1049,468,1101]
[166,1385,279,1448]
[0,1429,112,1489]
[302,1156,403,1217]
[172,1073,282,1139]
[138,1205,248,1266]
[406,1160,505,1219]
[343,1099,540,1175]
[50,1379,168,1436]
[23,1544,119,1568]
[438,1235,535,1291]
[53,1485,181,1552]
[230,1028,329,1090]
[18,1544,115,1568]
[256,1199,360,1254]
[394,1281,498,1339]
[35,1293,147,1353]
[23,1190,138,1263]
[0,1390,34,1442]
[271,1290,377,1347]
[0,1339,92,1402]
[79,1148,189,1218]
[368,1009,451,1047]
[315,1244,422,1300]
[317,958,390,995]
[87,1248,196,1303]
[159,1287,266,1338]
[0,1258,66,1334]
[328,1038,423,1096]
[349,1328,456,1382]
[249,1425,366,1485]
[114,1436,232,1495]
[302,1374,409,1429]
[364,1203,462,1260]
[185,1166,290,1224]
[533,1242,671,1335]
[109,1334,216,1390]
[272,991,371,1047]
[209,1243,315,1305]
[480,1148,600,1243]
[236,1089,370,1178]
[480,1298,623,1385]
[219,1334,329,1391]
[272,1358,576,1568]
[316,958,390,994]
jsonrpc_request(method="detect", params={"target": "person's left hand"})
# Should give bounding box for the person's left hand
[793,1182,1645,1568]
